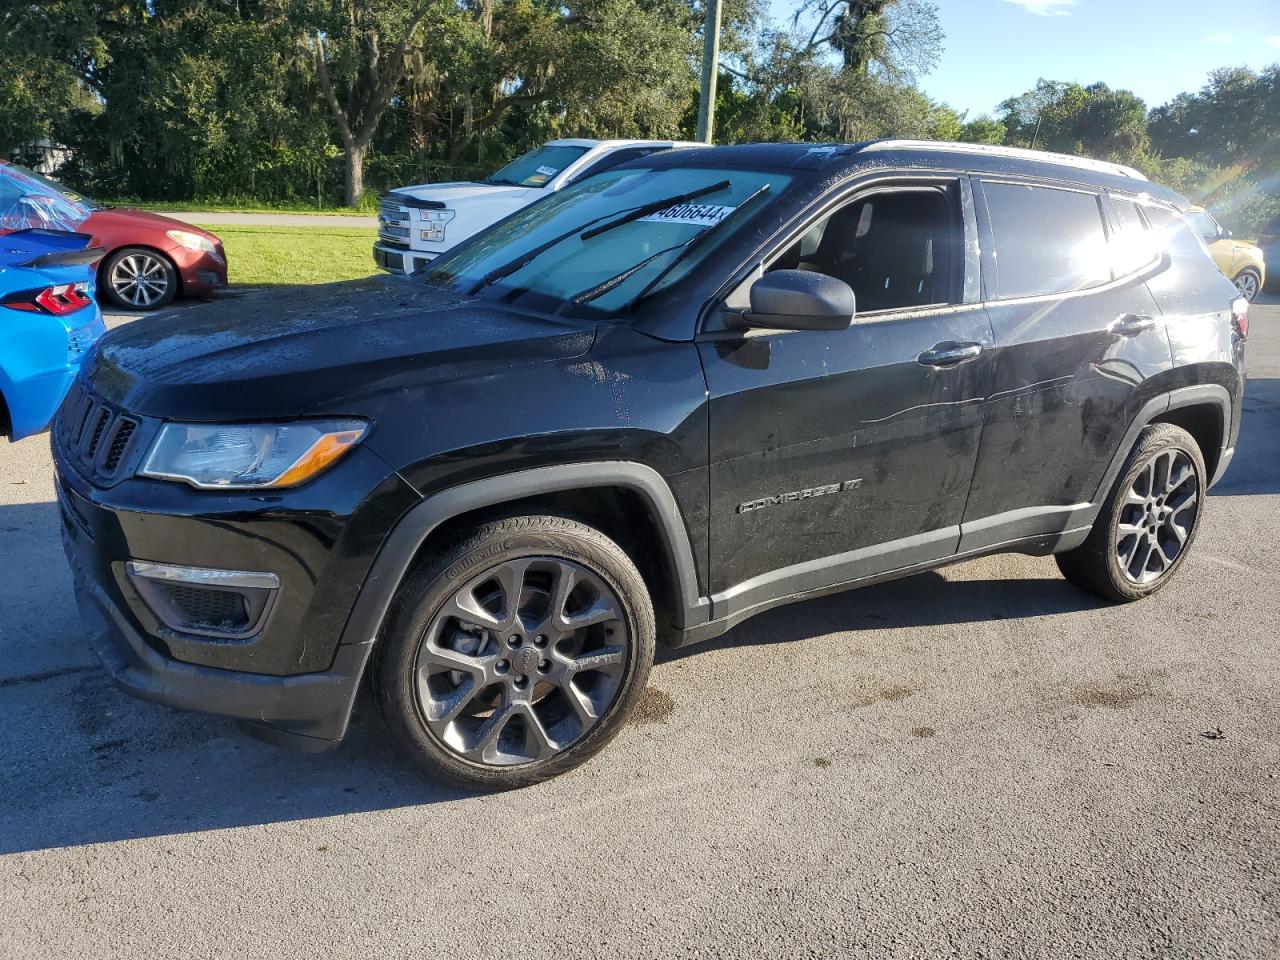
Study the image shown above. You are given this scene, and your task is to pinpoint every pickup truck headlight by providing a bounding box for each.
[420,209,456,243]
[140,420,368,489]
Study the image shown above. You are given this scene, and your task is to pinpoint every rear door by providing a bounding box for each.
[960,177,1173,551]
[698,175,993,619]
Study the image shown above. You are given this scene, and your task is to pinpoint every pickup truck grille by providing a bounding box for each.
[55,381,143,483]
[378,195,411,242]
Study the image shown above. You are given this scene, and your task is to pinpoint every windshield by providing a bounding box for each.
[485,145,590,188]
[0,162,94,231]
[425,165,793,318]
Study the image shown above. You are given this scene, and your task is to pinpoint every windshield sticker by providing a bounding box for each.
[640,203,737,227]
[535,165,558,177]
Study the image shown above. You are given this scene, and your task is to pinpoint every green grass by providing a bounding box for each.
[194,224,379,286]
[109,198,379,216]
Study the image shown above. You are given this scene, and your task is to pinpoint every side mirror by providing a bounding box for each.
[1222,228,1233,239]
[742,270,855,331]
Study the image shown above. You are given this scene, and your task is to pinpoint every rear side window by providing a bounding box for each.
[983,181,1110,299]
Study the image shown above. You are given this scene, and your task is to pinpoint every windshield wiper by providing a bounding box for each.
[571,182,772,312]
[467,179,732,296]
[484,177,522,187]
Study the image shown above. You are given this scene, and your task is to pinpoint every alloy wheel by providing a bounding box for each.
[110,253,171,308]
[1115,448,1199,584]
[1234,271,1259,302]
[414,556,629,767]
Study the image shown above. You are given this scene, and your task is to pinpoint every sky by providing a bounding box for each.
[771,0,1280,117]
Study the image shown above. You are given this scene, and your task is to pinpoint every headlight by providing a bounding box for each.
[166,229,220,258]
[141,420,368,489]
[420,209,456,243]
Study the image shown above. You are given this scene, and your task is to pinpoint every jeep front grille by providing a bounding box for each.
[55,381,143,483]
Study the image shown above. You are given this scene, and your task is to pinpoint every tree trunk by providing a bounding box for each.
[344,142,368,206]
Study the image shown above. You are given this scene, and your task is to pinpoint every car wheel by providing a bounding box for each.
[373,514,656,790]
[102,247,178,311]
[1056,423,1206,602]
[1232,267,1262,302]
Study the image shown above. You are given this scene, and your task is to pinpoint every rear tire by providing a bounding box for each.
[373,514,655,791]
[1056,423,1206,602]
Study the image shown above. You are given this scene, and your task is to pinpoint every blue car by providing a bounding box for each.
[0,229,106,441]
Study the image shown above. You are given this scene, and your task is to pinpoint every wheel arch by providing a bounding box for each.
[338,462,710,656]
[1092,385,1233,507]
[98,244,184,299]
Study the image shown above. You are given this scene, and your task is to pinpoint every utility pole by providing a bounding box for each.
[696,0,722,144]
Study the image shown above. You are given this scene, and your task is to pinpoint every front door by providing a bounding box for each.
[698,177,993,622]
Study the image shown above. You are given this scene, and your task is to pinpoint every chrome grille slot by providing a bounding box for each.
[378,194,411,243]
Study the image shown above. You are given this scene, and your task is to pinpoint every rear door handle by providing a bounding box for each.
[917,341,983,367]
[1111,313,1156,336]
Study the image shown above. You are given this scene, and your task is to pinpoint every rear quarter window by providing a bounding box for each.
[982,181,1111,299]
[1109,197,1158,276]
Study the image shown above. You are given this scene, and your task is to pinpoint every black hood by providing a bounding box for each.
[84,277,596,419]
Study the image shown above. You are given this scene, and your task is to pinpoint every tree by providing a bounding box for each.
[0,1,102,155]
[998,79,1147,162]
[305,0,439,205]
[790,0,942,79]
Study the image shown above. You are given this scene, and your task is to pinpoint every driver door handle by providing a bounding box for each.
[917,341,983,367]
[1111,313,1156,337]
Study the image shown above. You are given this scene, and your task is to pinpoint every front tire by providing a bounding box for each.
[1056,423,1206,602]
[1232,267,1262,302]
[373,514,656,790]
[102,247,178,311]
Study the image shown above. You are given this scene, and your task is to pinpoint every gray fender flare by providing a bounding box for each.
[1091,384,1234,508]
[338,461,711,652]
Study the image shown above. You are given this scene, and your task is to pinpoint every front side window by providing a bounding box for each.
[768,187,961,312]
[425,165,793,318]
[485,145,591,188]
[983,181,1110,299]
[1185,210,1220,242]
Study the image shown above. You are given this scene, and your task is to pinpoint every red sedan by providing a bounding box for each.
[0,161,227,311]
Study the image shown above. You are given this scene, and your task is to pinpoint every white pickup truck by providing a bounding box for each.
[373,138,706,274]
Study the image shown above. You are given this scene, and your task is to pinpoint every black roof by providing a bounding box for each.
[648,140,1188,209]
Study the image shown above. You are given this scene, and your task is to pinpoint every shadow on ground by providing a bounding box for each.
[1212,377,1279,496]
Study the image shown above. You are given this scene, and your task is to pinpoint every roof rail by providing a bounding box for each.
[861,140,1149,182]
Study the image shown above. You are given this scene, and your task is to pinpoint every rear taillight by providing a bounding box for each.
[1231,296,1249,341]
[1,282,93,316]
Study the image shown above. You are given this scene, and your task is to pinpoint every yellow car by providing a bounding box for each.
[1186,206,1266,301]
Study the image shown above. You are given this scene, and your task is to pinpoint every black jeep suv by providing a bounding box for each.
[55,141,1248,789]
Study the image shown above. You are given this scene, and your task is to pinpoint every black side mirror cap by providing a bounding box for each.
[741,269,855,331]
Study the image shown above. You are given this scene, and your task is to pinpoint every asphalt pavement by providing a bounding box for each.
[1,297,1277,959]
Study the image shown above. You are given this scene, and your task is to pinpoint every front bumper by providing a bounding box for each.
[373,242,436,275]
[173,244,228,296]
[51,395,422,746]
[64,528,371,746]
